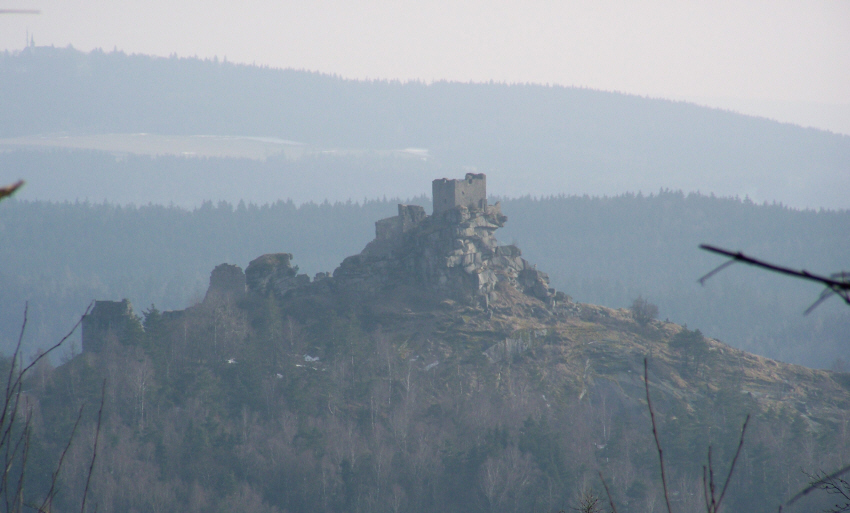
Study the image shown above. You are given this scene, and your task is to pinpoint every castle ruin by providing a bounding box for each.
[432,173,487,214]
[82,173,561,352]
[330,173,554,305]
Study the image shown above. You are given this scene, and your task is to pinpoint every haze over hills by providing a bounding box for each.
[1,12,849,512]
[1,46,849,209]
[1,45,848,369]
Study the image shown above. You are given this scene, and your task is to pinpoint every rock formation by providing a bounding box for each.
[244,173,558,306]
[82,173,563,352]
[204,263,247,303]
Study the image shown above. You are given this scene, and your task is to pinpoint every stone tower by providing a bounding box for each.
[432,173,487,214]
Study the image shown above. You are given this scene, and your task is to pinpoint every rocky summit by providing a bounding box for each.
[233,173,558,311]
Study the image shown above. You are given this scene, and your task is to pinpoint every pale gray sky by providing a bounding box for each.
[2,0,850,134]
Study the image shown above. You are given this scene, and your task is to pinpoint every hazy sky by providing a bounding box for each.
[2,0,849,134]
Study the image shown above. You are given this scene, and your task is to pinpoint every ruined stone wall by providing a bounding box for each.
[333,198,555,306]
[432,173,487,214]
[204,263,246,303]
[375,204,426,241]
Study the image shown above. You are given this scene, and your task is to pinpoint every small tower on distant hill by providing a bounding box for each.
[432,173,487,214]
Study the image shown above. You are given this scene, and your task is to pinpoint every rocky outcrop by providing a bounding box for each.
[81,175,563,356]
[204,263,246,303]
[245,253,310,297]
[232,174,558,306]
[334,201,555,305]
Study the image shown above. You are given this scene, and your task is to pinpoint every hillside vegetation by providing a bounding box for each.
[15,251,849,513]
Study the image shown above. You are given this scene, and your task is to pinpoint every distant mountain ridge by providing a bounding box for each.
[1,46,849,209]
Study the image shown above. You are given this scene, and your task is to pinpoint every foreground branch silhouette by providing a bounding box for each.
[598,358,749,513]
[0,302,104,513]
[0,181,24,201]
[698,244,850,314]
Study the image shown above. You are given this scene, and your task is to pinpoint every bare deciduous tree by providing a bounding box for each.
[630,296,659,326]
[0,303,104,512]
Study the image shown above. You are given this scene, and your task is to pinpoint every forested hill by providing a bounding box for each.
[2,47,849,208]
[1,192,848,370]
[17,221,850,513]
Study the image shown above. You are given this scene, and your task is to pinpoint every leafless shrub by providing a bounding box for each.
[630,297,659,326]
[572,486,606,513]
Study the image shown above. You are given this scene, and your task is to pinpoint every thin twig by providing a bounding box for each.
[698,245,850,313]
[80,380,106,513]
[715,414,749,510]
[645,358,673,513]
[4,303,27,409]
[14,410,32,513]
[708,446,716,511]
[597,470,619,513]
[697,259,736,286]
[786,463,850,506]
[39,405,86,512]
[19,302,93,380]
[803,288,835,315]
[1,302,91,457]
[3,302,90,433]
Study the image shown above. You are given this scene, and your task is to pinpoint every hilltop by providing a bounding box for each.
[23,174,848,513]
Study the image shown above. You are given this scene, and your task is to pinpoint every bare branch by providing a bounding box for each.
[13,410,32,513]
[698,244,850,313]
[81,380,106,513]
[645,358,673,513]
[19,301,93,380]
[787,463,850,507]
[708,446,716,511]
[597,470,619,513]
[0,181,24,200]
[39,405,86,512]
[715,414,749,510]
